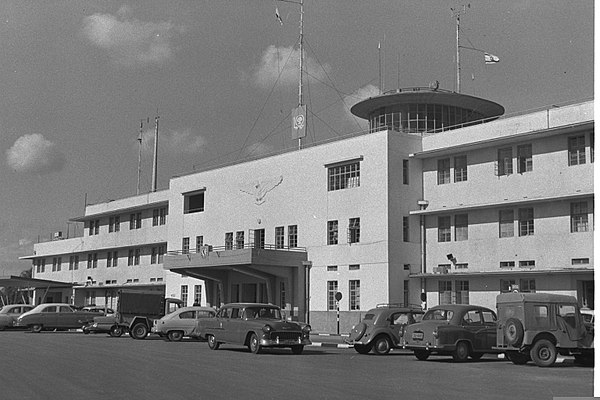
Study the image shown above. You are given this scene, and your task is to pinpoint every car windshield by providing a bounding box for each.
[245,307,281,320]
[423,309,454,321]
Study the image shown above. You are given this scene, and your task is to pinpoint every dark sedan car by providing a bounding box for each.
[16,303,96,333]
[402,304,499,361]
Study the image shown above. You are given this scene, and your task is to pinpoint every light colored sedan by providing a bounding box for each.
[152,306,216,341]
[16,303,96,333]
[0,305,34,330]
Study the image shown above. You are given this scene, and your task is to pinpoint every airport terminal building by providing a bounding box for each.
[23,88,594,332]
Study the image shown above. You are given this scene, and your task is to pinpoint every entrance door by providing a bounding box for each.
[241,284,257,303]
[253,229,265,249]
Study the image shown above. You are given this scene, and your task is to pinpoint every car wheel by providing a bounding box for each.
[353,344,372,354]
[414,350,430,361]
[130,323,148,340]
[31,324,43,333]
[506,350,529,365]
[504,318,524,347]
[110,326,124,338]
[249,333,262,354]
[348,323,367,342]
[168,331,184,342]
[452,341,470,362]
[207,335,220,350]
[530,339,557,367]
[291,345,304,355]
[372,335,392,355]
[470,352,484,361]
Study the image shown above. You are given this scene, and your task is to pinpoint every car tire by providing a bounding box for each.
[207,334,220,350]
[291,345,304,355]
[506,350,529,365]
[130,323,148,340]
[168,331,184,342]
[414,350,430,361]
[530,339,557,367]
[452,341,470,362]
[504,318,524,347]
[348,323,367,342]
[353,344,372,354]
[249,333,262,354]
[110,326,124,338]
[372,335,392,355]
[31,324,43,333]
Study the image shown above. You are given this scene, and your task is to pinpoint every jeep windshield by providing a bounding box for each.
[422,309,454,321]
[244,307,281,320]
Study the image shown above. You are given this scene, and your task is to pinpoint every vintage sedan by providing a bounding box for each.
[403,304,499,361]
[199,303,311,354]
[16,303,96,333]
[0,304,34,330]
[152,306,216,341]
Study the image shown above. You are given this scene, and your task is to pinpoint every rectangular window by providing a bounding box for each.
[182,237,190,254]
[69,255,79,271]
[160,207,167,225]
[403,281,409,307]
[134,249,140,265]
[194,285,202,305]
[328,161,360,191]
[349,264,360,271]
[327,281,338,310]
[437,158,450,184]
[157,246,164,264]
[500,261,515,268]
[348,218,360,243]
[181,285,188,305]
[571,201,589,232]
[572,258,590,265]
[454,155,467,182]
[499,209,514,238]
[403,217,409,242]
[497,147,513,176]
[279,282,286,308]
[288,225,298,248]
[438,216,451,242]
[152,209,159,226]
[327,265,338,272]
[107,252,112,268]
[195,236,204,253]
[112,251,118,267]
[235,231,245,249]
[184,191,205,214]
[500,279,516,293]
[327,221,338,245]
[403,264,410,271]
[520,279,536,293]
[253,229,265,249]
[518,208,534,236]
[88,253,93,269]
[403,159,409,185]
[349,280,360,311]
[225,232,233,250]
[568,135,586,166]
[517,144,533,173]
[129,213,141,230]
[109,216,120,233]
[454,214,468,241]
[519,260,535,268]
[151,247,157,264]
[439,281,452,305]
[590,132,594,163]
[89,220,99,236]
[128,250,134,266]
[455,280,469,304]
[275,227,285,249]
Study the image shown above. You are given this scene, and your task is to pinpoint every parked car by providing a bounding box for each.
[198,303,311,354]
[0,304,34,330]
[152,306,216,341]
[403,304,499,361]
[345,304,424,355]
[16,303,96,333]
[81,306,114,315]
[495,292,594,367]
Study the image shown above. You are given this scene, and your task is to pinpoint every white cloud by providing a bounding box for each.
[82,8,179,67]
[341,84,380,124]
[6,134,66,174]
[250,45,331,89]
[140,128,207,155]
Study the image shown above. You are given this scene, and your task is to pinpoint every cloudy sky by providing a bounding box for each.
[0,1,594,275]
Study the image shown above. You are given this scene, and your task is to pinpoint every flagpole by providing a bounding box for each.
[451,4,469,93]
[136,119,143,195]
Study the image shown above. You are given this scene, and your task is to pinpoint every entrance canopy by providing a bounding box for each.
[0,276,73,289]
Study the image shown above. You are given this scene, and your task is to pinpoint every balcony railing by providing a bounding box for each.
[167,243,307,256]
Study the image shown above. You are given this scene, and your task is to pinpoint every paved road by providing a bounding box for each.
[0,331,593,399]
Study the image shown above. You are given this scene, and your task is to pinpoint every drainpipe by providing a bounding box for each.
[418,200,429,309]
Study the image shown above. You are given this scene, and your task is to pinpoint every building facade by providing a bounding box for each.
[23,89,594,333]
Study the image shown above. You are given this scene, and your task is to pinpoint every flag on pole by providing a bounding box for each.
[275,7,283,25]
[292,105,306,139]
[484,52,500,64]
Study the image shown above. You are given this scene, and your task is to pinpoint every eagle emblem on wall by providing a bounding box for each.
[240,175,284,205]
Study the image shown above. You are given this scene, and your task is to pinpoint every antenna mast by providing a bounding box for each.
[136,119,143,195]
[297,0,304,149]
[452,4,469,93]
[151,112,159,192]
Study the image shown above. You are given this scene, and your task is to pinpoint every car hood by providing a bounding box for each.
[261,320,303,330]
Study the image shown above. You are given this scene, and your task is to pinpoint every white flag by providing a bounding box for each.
[484,52,500,64]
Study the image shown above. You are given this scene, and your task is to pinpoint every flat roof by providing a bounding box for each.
[0,276,73,288]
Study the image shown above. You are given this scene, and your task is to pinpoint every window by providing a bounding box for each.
[327,265,338,272]
[195,236,204,253]
[519,260,535,268]
[438,216,451,242]
[455,263,468,269]
[134,249,140,265]
[568,135,586,166]
[518,208,534,236]
[403,281,409,306]
[454,214,468,241]
[184,191,205,214]
[454,155,467,182]
[571,202,589,232]
[517,144,533,173]
[403,217,409,242]
[194,285,202,305]
[111,251,118,267]
[89,220,99,236]
[455,280,469,304]
[151,247,157,264]
[181,285,188,305]
[279,282,286,308]
[152,209,159,226]
[349,280,360,310]
[327,221,338,245]
[497,147,513,176]
[439,281,452,305]
[69,255,79,271]
[288,225,298,248]
[499,210,514,238]
[275,227,285,249]
[182,237,190,254]
[157,246,164,264]
[253,229,265,249]
[572,258,590,265]
[225,232,233,250]
[109,216,120,233]
[348,218,360,243]
[327,281,338,310]
[590,132,594,163]
[107,252,112,268]
[129,213,141,230]
[128,250,134,266]
[153,207,167,226]
[35,258,46,273]
[403,159,409,185]
[52,257,62,272]
[437,158,450,184]
[235,231,244,249]
[500,279,516,293]
[403,264,410,271]
[328,160,360,191]
[349,264,360,271]
[520,279,536,293]
[500,261,515,268]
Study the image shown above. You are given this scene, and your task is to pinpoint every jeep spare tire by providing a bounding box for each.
[504,318,524,347]
[348,323,367,341]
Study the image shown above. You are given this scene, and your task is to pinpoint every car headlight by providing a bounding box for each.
[302,324,311,333]
[262,325,272,333]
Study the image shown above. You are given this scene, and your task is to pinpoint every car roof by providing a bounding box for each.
[176,306,215,312]
[428,304,493,312]
[497,292,578,305]
[220,303,279,308]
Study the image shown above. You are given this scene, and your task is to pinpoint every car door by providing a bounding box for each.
[460,309,485,350]
[173,310,195,334]
[389,312,412,344]
[480,310,498,349]
[55,306,77,328]
[40,305,58,327]
[224,307,244,344]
